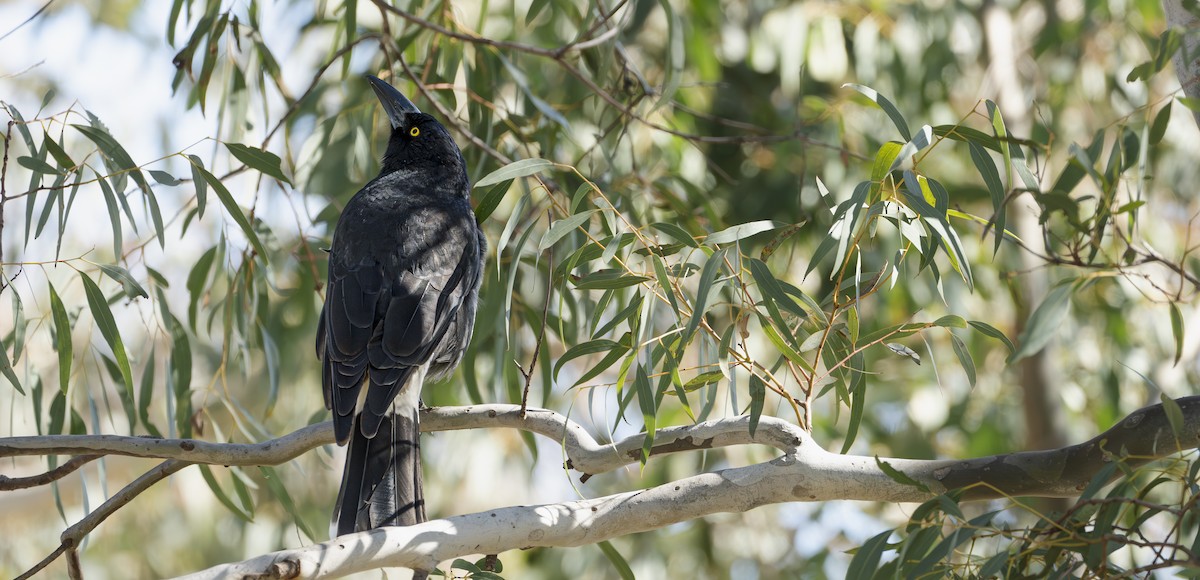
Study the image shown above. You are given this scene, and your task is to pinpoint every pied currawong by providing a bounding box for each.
[316,75,485,549]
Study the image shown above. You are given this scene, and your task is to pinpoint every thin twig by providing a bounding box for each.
[260,34,384,147]
[15,543,67,580]
[60,459,189,548]
[371,1,858,152]
[0,0,53,43]
[0,118,12,269]
[23,459,187,579]
[66,547,82,580]
[520,244,553,416]
[0,454,99,490]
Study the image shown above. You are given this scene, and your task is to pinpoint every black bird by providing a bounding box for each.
[317,75,485,540]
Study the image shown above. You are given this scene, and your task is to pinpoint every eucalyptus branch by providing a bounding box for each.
[17,459,187,580]
[5,397,1199,578]
[0,454,98,490]
[173,397,1200,579]
[5,398,1198,495]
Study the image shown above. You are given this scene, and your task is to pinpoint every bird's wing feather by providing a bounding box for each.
[320,259,384,443]
[359,234,480,437]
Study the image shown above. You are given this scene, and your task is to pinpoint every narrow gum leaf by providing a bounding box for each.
[47,281,73,393]
[189,159,270,263]
[224,142,292,185]
[475,158,555,188]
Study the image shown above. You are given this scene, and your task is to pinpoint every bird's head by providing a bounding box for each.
[366,75,467,184]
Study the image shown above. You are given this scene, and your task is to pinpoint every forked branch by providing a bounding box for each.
[4,398,1199,579]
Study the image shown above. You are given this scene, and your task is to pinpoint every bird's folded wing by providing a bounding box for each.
[319,225,482,441]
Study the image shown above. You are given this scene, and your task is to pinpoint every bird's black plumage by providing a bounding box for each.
[317,75,484,538]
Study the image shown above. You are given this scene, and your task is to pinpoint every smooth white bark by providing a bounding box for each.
[6,398,1198,580]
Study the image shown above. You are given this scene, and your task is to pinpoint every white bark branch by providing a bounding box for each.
[0,405,803,476]
[175,397,1200,579]
[6,398,1200,579]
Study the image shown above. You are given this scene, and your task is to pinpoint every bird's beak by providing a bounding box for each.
[365,74,421,129]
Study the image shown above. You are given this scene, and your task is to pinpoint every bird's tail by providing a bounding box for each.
[332,390,426,537]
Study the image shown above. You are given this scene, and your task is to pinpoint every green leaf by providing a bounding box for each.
[573,342,630,387]
[683,371,724,391]
[72,123,152,194]
[885,342,921,365]
[1161,394,1185,439]
[96,172,124,258]
[650,222,699,247]
[1153,29,1183,74]
[0,335,24,395]
[198,465,253,521]
[43,136,74,169]
[340,0,357,75]
[635,365,656,464]
[573,271,651,290]
[870,141,903,191]
[18,155,62,175]
[967,320,1015,355]
[747,258,805,318]
[748,374,765,436]
[149,169,181,186]
[950,334,977,388]
[759,221,806,260]
[475,158,555,188]
[47,281,73,393]
[875,456,930,493]
[845,83,911,139]
[259,466,317,540]
[847,530,892,578]
[138,349,161,437]
[969,142,1007,255]
[888,124,934,172]
[80,273,134,399]
[189,159,269,262]
[1177,96,1200,112]
[652,255,680,317]
[1150,104,1172,145]
[932,315,966,328]
[553,339,621,379]
[760,322,814,375]
[187,246,217,328]
[224,142,291,185]
[597,541,636,580]
[473,179,512,222]
[1170,302,1184,366]
[98,264,148,299]
[840,353,866,453]
[525,0,551,24]
[939,126,1005,156]
[652,0,685,112]
[260,328,281,416]
[11,289,26,362]
[703,220,781,245]
[187,154,208,218]
[1126,61,1154,82]
[593,294,644,338]
[1010,280,1076,362]
[902,174,974,290]
[229,467,256,519]
[683,247,726,345]
[1078,461,1118,500]
[540,210,597,251]
[451,559,503,580]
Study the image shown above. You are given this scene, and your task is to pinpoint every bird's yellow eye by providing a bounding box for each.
[409,126,420,137]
